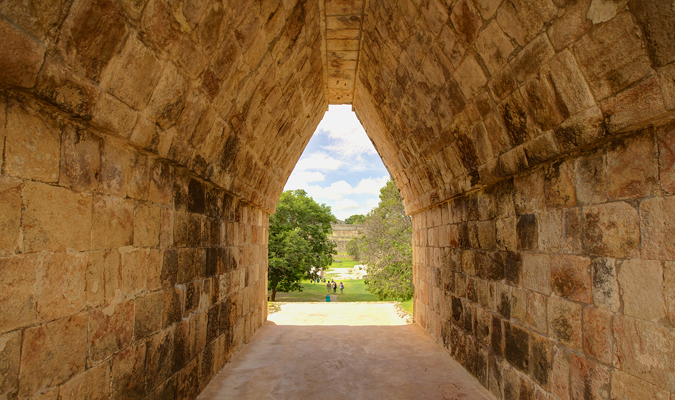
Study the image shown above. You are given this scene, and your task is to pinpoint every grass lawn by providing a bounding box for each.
[273,278,379,302]
[399,298,413,315]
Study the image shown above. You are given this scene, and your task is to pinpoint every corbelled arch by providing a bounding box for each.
[0,0,674,398]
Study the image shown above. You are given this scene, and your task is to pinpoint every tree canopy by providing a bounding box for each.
[267,189,337,301]
[351,179,413,301]
[344,214,366,224]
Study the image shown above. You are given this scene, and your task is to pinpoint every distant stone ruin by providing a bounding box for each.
[330,223,363,253]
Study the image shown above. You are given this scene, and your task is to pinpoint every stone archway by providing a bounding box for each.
[1,0,674,398]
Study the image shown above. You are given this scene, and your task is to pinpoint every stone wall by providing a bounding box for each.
[0,0,325,398]
[352,0,675,399]
[329,223,363,252]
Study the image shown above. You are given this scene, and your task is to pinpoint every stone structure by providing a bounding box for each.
[329,222,363,252]
[0,0,674,399]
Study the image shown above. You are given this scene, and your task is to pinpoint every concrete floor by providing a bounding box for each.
[198,303,496,400]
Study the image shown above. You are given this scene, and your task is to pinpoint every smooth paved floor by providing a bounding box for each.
[198,302,496,400]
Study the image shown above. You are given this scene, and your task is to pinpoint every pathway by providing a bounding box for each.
[198,302,496,400]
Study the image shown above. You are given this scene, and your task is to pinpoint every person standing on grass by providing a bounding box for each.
[339,282,344,294]
[332,281,337,294]
[326,281,332,292]
[326,292,331,302]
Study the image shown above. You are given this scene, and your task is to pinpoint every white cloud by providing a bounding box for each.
[350,176,389,195]
[294,151,342,172]
[334,198,360,211]
[315,105,378,167]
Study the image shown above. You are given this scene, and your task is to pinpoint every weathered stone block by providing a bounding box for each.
[92,195,134,250]
[88,301,134,362]
[5,104,61,183]
[23,181,92,252]
[0,176,23,256]
[496,0,556,46]
[511,288,527,325]
[145,62,189,129]
[504,321,529,372]
[504,251,522,287]
[100,34,163,110]
[0,18,46,88]
[550,254,592,303]
[582,202,639,259]
[59,127,102,192]
[134,203,161,248]
[526,291,547,334]
[120,248,148,297]
[147,328,175,390]
[19,314,87,398]
[514,168,545,214]
[641,195,675,261]
[583,306,612,365]
[547,0,592,51]
[629,0,675,67]
[147,249,163,291]
[58,360,110,400]
[570,354,610,400]
[657,122,675,193]
[574,150,607,205]
[548,296,582,350]
[100,139,129,198]
[91,93,138,138]
[665,261,675,326]
[551,346,570,400]
[489,65,518,103]
[554,106,607,152]
[127,151,150,201]
[496,216,517,251]
[164,287,183,328]
[611,370,671,400]
[474,20,514,75]
[573,11,653,101]
[454,55,487,101]
[498,91,539,148]
[537,209,561,253]
[658,64,675,111]
[562,207,582,254]
[603,76,668,133]
[531,332,553,389]
[0,330,21,399]
[516,214,538,251]
[99,249,122,306]
[111,342,146,400]
[450,0,482,46]
[607,134,657,200]
[617,259,666,322]
[510,34,555,84]
[38,252,87,322]
[523,253,550,295]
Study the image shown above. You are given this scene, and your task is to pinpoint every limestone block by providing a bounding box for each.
[144,62,189,129]
[59,127,102,192]
[569,354,610,400]
[100,34,163,110]
[4,104,60,183]
[58,0,128,81]
[658,64,675,110]
[476,221,496,250]
[537,210,561,253]
[551,346,570,400]
[111,342,147,400]
[531,332,553,388]
[551,254,591,304]
[574,150,607,205]
[38,252,87,322]
[498,90,540,147]
[548,296,582,351]
[583,306,612,365]
[562,207,582,254]
[665,262,675,326]
[514,168,545,214]
[617,259,666,322]
[100,140,129,198]
[516,214,537,251]
[146,327,175,390]
[581,201,639,259]
[504,321,529,372]
[547,49,596,118]
[419,0,448,36]
[611,370,671,400]
[0,0,69,40]
[658,122,675,193]
[134,203,161,248]
[85,250,105,308]
[473,0,502,20]
[607,132,658,201]
[553,106,606,152]
[88,300,134,362]
[120,248,148,297]
[59,359,110,400]
[489,65,518,104]
[127,151,150,200]
[0,176,23,256]
[522,253,550,295]
[573,11,653,101]
[23,181,92,252]
[521,74,564,133]
[495,0,557,46]
[587,0,628,24]
[504,251,522,287]
[613,315,675,393]
[149,159,174,206]
[510,34,556,84]
[603,75,668,134]
[0,330,21,398]
[474,21,514,75]
[496,216,517,251]
[526,291,547,334]
[92,195,134,250]
[547,0,592,50]
[545,160,576,208]
[147,249,163,291]
[0,256,37,334]
[450,0,483,46]
[19,314,87,398]
[91,93,138,138]
[628,0,675,67]
[0,18,46,88]
[163,287,183,328]
[96,249,120,306]
[640,196,675,260]
[454,55,487,99]
[34,56,101,120]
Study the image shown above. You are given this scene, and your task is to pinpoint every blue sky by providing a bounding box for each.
[284,105,390,220]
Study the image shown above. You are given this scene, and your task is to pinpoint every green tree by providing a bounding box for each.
[268,189,337,301]
[356,179,413,301]
[344,214,366,224]
[346,236,362,260]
